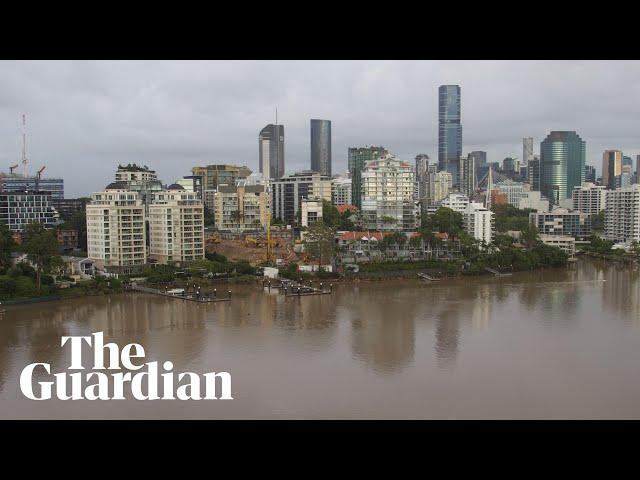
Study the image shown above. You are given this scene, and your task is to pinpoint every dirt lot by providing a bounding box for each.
[206,238,300,266]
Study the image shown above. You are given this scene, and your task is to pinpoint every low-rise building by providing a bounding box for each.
[301,199,323,227]
[60,256,95,279]
[56,229,79,251]
[529,208,592,239]
[539,234,575,256]
[518,190,549,212]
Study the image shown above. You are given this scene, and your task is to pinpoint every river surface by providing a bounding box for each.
[1,259,640,419]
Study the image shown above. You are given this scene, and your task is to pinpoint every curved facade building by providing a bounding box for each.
[540,131,586,205]
[259,124,285,180]
[310,119,332,177]
[438,85,462,185]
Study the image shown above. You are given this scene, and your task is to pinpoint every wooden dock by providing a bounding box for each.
[418,272,441,281]
[484,267,513,277]
[128,284,231,303]
[260,278,334,297]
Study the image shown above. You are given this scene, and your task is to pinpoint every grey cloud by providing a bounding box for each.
[0,60,639,197]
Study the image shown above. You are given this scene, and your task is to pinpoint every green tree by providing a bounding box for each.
[592,211,605,232]
[321,200,340,228]
[423,207,464,236]
[520,223,540,249]
[204,206,216,227]
[304,221,336,267]
[0,223,16,272]
[22,222,63,290]
[491,204,534,232]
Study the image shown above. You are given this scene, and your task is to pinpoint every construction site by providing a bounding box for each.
[205,229,307,266]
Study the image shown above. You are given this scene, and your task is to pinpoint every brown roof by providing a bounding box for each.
[336,204,358,214]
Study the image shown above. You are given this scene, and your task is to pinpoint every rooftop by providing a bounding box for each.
[117,163,155,173]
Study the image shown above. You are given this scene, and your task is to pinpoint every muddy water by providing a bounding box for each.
[1,259,639,419]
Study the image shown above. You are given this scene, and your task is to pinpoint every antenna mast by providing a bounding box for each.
[21,114,28,177]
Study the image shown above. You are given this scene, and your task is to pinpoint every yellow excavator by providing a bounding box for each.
[207,233,221,244]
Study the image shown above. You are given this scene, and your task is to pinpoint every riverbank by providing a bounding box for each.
[579,250,639,265]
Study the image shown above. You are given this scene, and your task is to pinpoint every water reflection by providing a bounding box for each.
[348,284,416,375]
[2,259,640,419]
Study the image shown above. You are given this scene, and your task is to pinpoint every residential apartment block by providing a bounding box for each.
[270,171,332,226]
[604,184,640,244]
[360,154,419,231]
[529,208,592,239]
[214,182,270,232]
[148,185,205,265]
[86,186,146,270]
[331,176,352,206]
[572,183,607,217]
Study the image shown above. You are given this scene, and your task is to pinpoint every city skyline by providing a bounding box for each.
[1,61,640,197]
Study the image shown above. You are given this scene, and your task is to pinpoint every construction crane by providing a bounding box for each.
[9,164,19,175]
[21,114,29,177]
[35,166,45,190]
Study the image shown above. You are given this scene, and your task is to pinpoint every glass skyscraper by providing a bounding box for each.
[540,131,586,205]
[438,85,462,185]
[259,124,285,180]
[310,119,332,177]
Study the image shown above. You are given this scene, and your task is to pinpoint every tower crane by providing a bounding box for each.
[35,166,46,190]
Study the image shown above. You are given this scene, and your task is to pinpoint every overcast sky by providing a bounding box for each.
[0,60,639,197]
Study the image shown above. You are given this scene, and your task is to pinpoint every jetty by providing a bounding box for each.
[128,284,231,303]
[418,272,441,281]
[261,278,333,297]
[484,267,513,277]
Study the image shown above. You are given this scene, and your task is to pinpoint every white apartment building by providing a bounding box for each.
[539,234,576,257]
[604,184,640,244]
[572,183,607,217]
[494,179,530,206]
[214,182,271,232]
[86,185,146,270]
[301,199,323,227]
[360,154,419,231]
[529,208,592,238]
[463,202,494,244]
[148,185,205,265]
[518,190,549,212]
[332,176,352,206]
[439,192,469,213]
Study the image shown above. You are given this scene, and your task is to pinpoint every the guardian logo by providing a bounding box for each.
[20,332,233,401]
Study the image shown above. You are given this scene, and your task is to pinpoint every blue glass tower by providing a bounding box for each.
[438,85,462,185]
[540,131,585,205]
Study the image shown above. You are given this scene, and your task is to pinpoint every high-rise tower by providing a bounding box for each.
[540,131,586,205]
[310,119,332,177]
[259,124,285,180]
[438,85,462,185]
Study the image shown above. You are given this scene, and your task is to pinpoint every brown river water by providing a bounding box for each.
[1,258,640,419]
